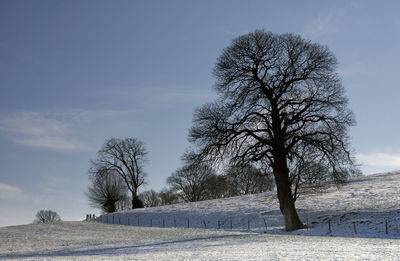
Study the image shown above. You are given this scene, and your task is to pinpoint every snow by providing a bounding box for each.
[97,170,400,238]
[1,170,400,260]
[1,222,400,260]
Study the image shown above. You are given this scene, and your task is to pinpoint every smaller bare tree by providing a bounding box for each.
[86,167,128,213]
[159,188,180,205]
[139,190,161,207]
[167,163,217,202]
[225,165,274,196]
[204,174,229,199]
[93,137,148,209]
[33,210,61,224]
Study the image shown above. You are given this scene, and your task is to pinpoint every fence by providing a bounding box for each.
[94,214,266,232]
[91,212,400,238]
[325,218,394,235]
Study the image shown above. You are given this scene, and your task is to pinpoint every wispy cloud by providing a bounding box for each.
[86,85,215,112]
[302,5,348,39]
[0,183,26,201]
[356,153,400,167]
[0,112,88,150]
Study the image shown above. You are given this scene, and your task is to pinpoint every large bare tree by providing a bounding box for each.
[189,30,359,231]
[93,137,148,209]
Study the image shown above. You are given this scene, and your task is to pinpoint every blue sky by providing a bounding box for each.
[1,0,400,227]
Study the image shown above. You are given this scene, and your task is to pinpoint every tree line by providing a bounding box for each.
[86,30,360,231]
[86,137,275,212]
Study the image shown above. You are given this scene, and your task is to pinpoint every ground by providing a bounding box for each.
[2,171,400,260]
[1,221,400,260]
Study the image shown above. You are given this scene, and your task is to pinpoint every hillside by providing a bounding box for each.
[2,221,400,260]
[2,171,400,260]
[97,170,400,238]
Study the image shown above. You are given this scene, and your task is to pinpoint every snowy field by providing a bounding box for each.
[1,170,400,260]
[97,170,400,239]
[1,221,400,260]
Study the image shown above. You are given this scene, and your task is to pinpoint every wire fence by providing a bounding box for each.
[89,213,400,237]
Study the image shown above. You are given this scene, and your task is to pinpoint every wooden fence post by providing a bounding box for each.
[187,219,190,228]
[353,222,357,234]
[230,219,232,230]
[137,217,140,226]
[386,220,389,235]
[203,220,207,229]
[248,219,250,230]
[328,220,331,233]
[263,218,268,232]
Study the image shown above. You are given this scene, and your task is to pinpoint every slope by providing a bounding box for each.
[97,170,400,238]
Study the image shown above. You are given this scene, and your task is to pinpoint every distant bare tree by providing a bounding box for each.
[167,163,217,202]
[159,188,180,205]
[115,196,131,211]
[86,166,128,213]
[225,165,274,196]
[139,190,161,207]
[189,30,359,230]
[33,210,61,224]
[93,137,148,209]
[203,174,228,199]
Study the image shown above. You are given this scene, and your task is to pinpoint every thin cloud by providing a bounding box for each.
[0,112,88,150]
[356,153,400,167]
[86,85,215,111]
[302,5,348,39]
[0,183,26,201]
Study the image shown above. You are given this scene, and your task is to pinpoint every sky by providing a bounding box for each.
[1,0,400,227]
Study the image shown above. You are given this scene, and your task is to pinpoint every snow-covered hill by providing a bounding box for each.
[97,170,400,238]
[3,221,400,260]
[2,222,400,260]
[2,171,400,260]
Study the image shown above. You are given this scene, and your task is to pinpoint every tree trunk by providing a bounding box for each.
[273,155,304,231]
[131,191,136,209]
[131,190,144,209]
[276,178,304,231]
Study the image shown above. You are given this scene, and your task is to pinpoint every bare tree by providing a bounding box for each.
[159,188,180,205]
[86,166,128,213]
[139,190,161,207]
[115,196,131,211]
[189,30,359,231]
[225,165,274,196]
[93,137,147,209]
[203,174,229,199]
[167,163,217,202]
[33,210,61,224]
